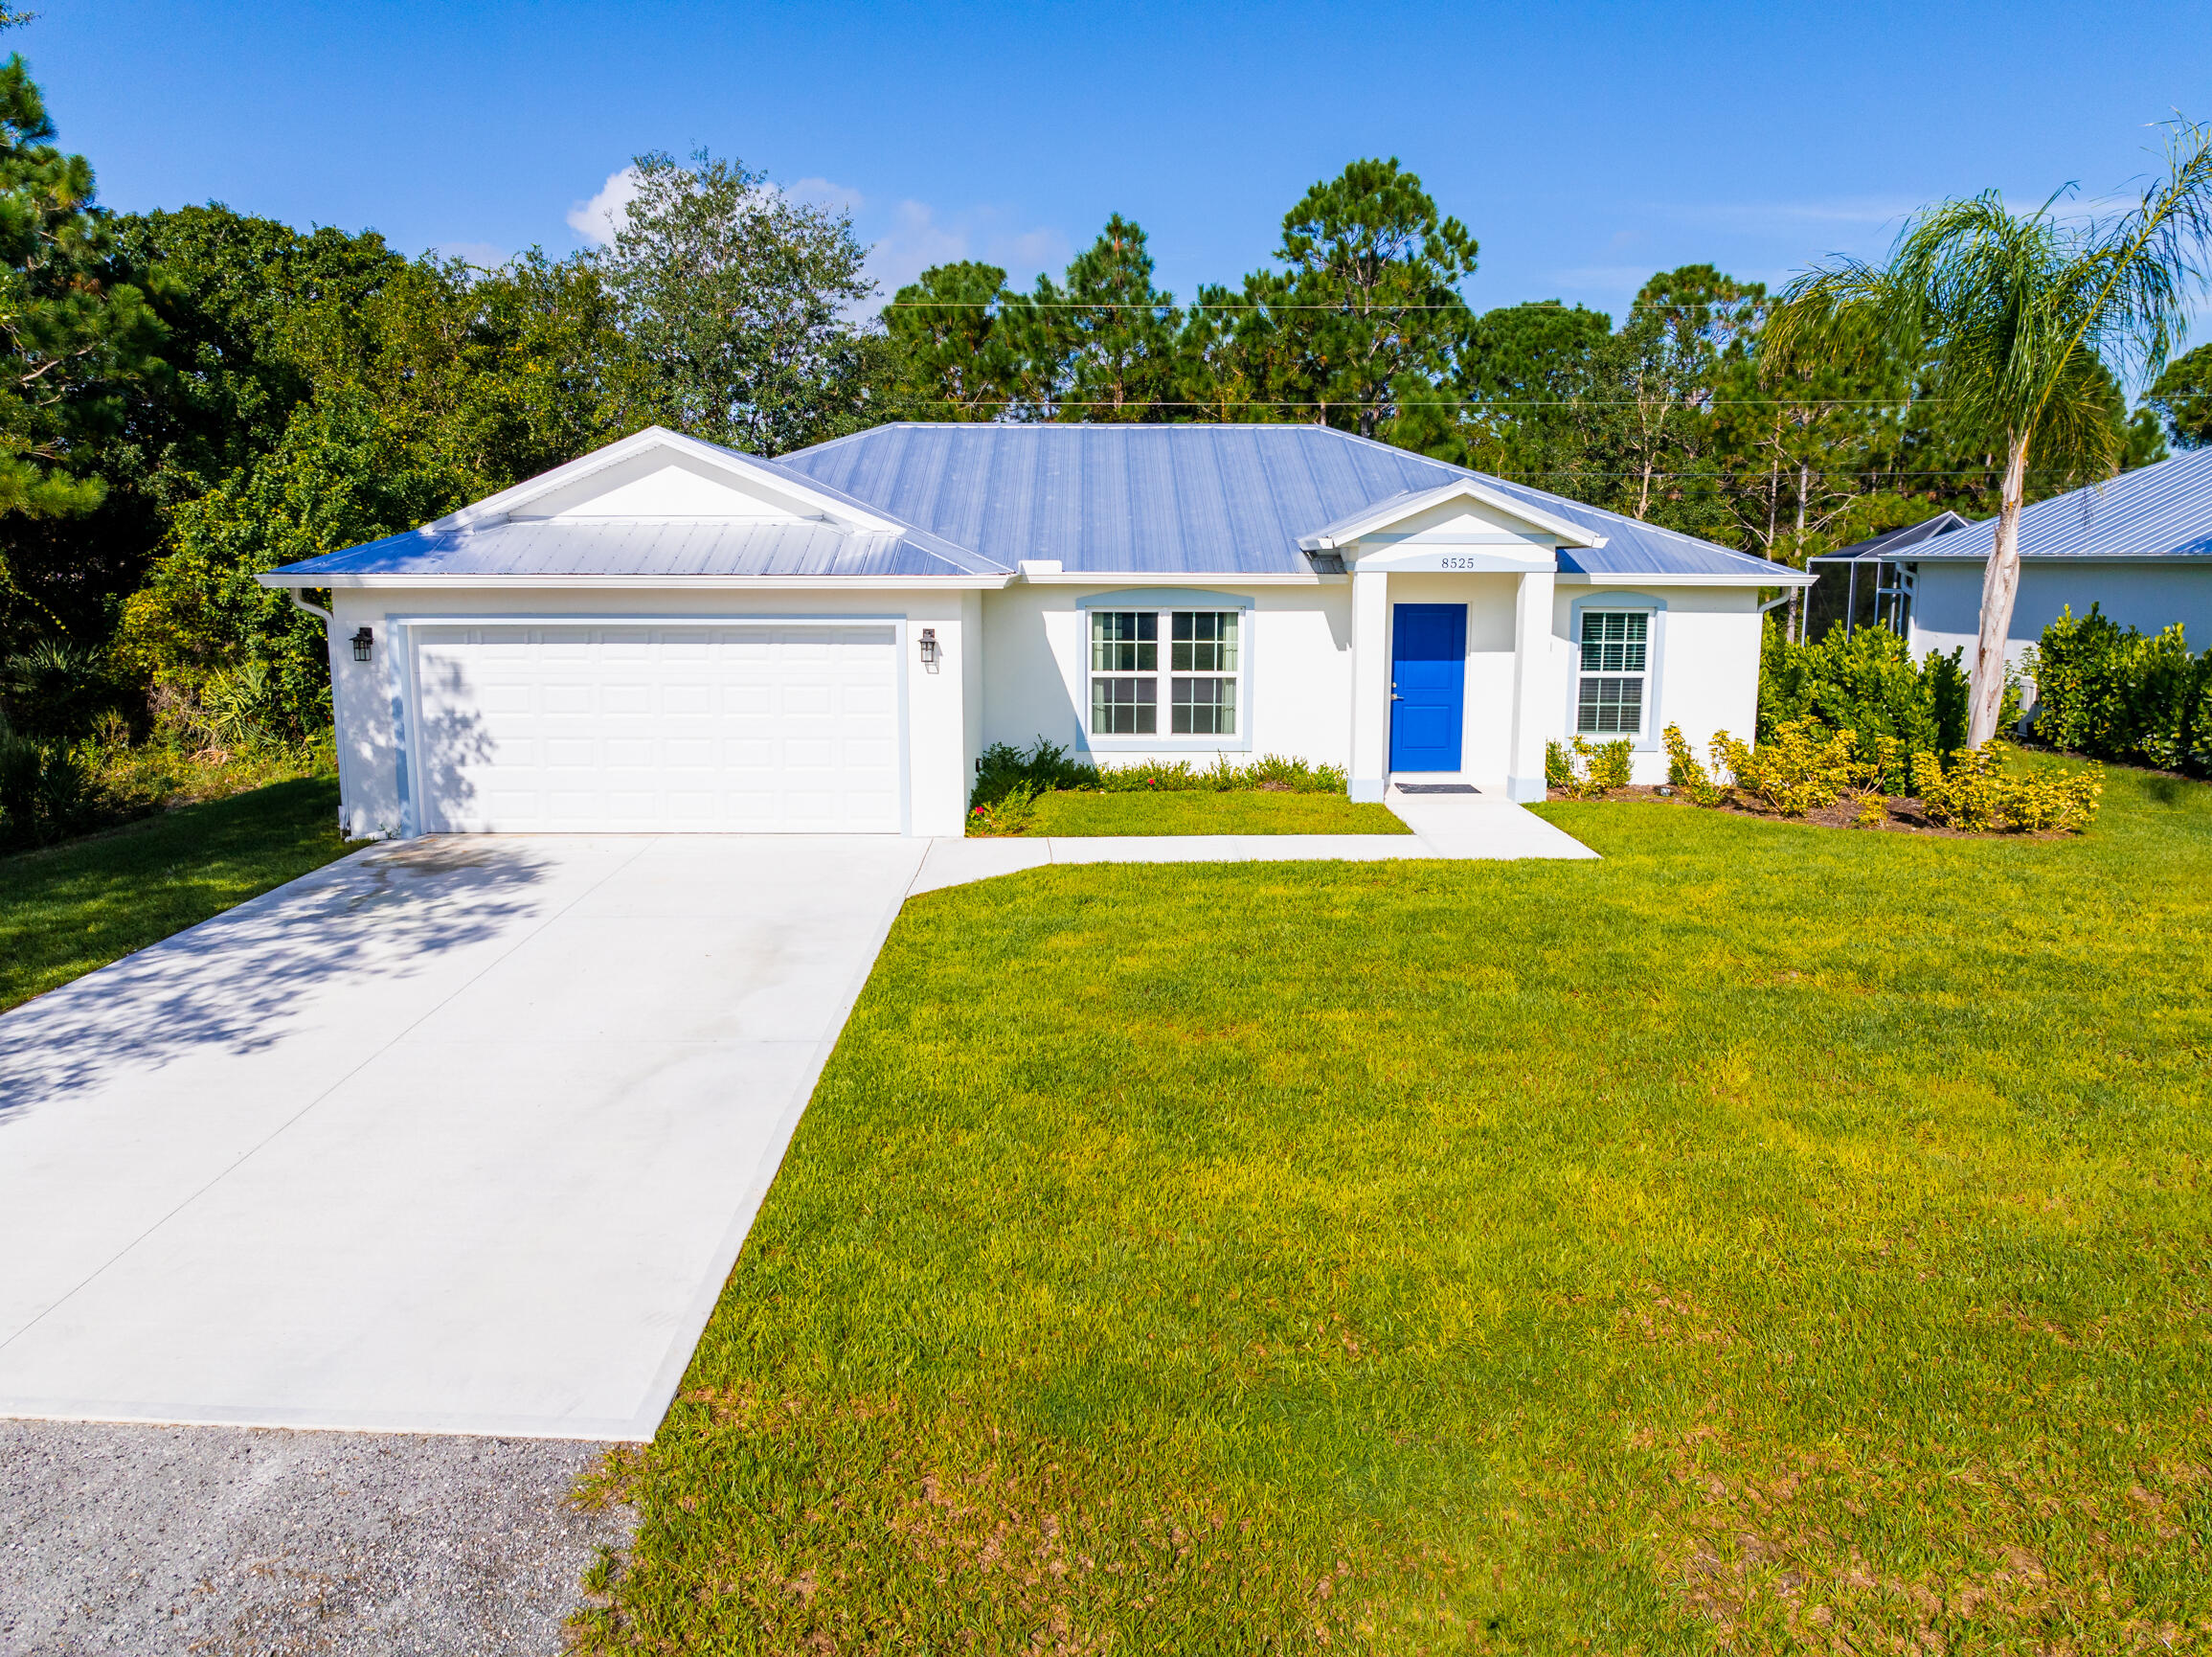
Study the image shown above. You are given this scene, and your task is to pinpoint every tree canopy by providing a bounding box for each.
[0,51,2199,757]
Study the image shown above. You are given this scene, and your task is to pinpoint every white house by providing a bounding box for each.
[1903,446,2212,670]
[259,423,1812,838]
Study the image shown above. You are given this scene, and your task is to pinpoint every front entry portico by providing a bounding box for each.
[1315,477,1591,805]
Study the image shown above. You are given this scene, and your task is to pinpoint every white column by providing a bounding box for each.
[1506,567,1557,803]
[1348,566,1389,802]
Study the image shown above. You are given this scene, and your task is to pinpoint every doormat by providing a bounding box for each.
[1396,783,1479,794]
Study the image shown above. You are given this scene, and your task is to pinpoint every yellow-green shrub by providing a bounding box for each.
[1909,744,2102,833]
[1547,736,1631,798]
[1709,718,1898,818]
[1662,723,1731,806]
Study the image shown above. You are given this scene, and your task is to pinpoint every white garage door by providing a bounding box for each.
[412,624,902,832]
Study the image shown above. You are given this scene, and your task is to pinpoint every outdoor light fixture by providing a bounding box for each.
[918,627,939,668]
[350,626,373,663]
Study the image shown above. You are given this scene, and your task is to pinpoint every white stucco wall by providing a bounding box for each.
[977,582,1356,772]
[1554,585,1764,784]
[1908,560,2212,674]
[324,585,975,839]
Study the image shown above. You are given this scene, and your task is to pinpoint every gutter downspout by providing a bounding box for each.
[286,589,335,624]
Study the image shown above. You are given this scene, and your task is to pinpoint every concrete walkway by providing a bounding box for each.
[0,794,1591,1445]
[913,785,1594,894]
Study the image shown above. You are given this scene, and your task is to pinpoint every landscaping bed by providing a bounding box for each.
[572,763,2212,1654]
[1004,788,1410,837]
[1545,781,2081,839]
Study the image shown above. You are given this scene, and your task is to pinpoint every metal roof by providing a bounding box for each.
[779,422,1794,581]
[282,519,1007,579]
[268,420,1804,585]
[1810,511,1971,563]
[1907,448,2212,561]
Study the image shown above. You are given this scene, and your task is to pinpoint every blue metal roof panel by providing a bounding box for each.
[1907,448,2212,560]
[270,519,1004,579]
[780,422,1785,580]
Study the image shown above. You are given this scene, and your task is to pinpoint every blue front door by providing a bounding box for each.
[1389,603,1466,772]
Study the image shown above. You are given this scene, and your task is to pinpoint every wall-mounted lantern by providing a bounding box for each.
[350,626,374,663]
[918,627,939,670]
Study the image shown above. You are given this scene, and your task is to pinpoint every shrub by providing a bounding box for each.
[0,714,100,852]
[1709,718,1891,817]
[1545,738,1575,791]
[1661,723,1730,806]
[970,738,1347,809]
[1582,737,1633,792]
[1757,618,2016,790]
[2027,605,2212,774]
[1,638,124,745]
[1910,744,2102,833]
[1546,737,1633,798]
[967,780,1039,836]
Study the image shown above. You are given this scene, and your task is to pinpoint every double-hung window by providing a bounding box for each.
[1575,610,1649,736]
[1088,607,1242,738]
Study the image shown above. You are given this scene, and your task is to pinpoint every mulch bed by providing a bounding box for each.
[1545,783,2074,839]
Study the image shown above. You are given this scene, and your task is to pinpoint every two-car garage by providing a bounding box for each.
[406,622,904,834]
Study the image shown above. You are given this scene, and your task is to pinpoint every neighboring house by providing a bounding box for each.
[1901,447,2212,670]
[1804,511,1971,640]
[260,423,1811,838]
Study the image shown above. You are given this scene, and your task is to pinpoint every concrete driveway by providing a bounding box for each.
[0,835,930,1441]
[0,802,1591,1448]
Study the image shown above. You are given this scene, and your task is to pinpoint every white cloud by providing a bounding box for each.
[855,200,1070,306]
[568,167,643,247]
[789,175,866,215]
[433,240,507,268]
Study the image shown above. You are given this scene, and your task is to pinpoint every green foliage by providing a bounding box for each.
[2144,338,2212,448]
[1754,617,2016,790]
[119,392,479,740]
[972,738,1347,813]
[594,149,881,455]
[1,634,118,740]
[2028,603,2212,774]
[0,707,93,849]
[965,779,1039,837]
[1910,742,2103,832]
[1661,722,1730,806]
[1546,735,1632,796]
[0,53,163,642]
[884,260,1016,420]
[1710,717,1894,817]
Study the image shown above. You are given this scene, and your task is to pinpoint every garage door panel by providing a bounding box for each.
[416,624,902,833]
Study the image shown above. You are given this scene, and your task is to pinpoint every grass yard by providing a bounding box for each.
[576,763,2212,1655]
[0,775,350,1011]
[1008,789,1411,836]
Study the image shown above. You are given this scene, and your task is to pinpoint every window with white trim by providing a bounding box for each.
[1088,607,1241,737]
[1575,610,1649,736]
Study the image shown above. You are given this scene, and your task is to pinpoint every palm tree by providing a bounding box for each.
[1766,121,2212,746]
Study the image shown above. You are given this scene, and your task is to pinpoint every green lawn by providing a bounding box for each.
[0,776,351,1011]
[1009,788,1411,836]
[576,761,2212,1654]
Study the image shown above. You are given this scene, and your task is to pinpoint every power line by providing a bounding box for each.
[883,299,1763,313]
[892,397,1942,409]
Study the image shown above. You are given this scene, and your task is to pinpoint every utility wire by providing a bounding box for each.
[892,397,1940,409]
[884,299,1762,312]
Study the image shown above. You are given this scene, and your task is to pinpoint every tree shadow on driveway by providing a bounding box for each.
[0,838,555,1119]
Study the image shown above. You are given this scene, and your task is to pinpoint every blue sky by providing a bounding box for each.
[25,0,2212,331]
